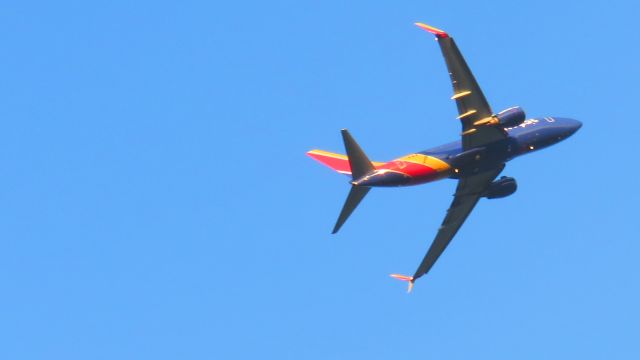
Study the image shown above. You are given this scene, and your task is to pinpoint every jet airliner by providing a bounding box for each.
[307,23,581,291]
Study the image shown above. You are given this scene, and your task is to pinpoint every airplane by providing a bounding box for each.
[307,23,582,292]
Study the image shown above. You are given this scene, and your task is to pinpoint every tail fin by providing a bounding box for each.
[330,129,375,234]
[340,129,374,179]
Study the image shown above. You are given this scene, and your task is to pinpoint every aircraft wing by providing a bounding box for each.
[392,166,504,291]
[416,23,506,150]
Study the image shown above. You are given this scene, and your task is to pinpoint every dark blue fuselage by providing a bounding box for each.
[350,116,582,187]
[420,117,582,178]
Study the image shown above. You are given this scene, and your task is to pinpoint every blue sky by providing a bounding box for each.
[1,1,639,359]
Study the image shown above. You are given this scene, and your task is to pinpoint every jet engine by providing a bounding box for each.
[482,176,517,199]
[495,107,526,128]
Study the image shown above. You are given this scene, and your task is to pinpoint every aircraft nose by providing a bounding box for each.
[566,118,582,135]
[555,117,582,138]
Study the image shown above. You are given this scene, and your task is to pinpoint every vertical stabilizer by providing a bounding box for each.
[341,129,374,180]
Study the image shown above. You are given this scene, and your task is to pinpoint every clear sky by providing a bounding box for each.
[1,1,639,359]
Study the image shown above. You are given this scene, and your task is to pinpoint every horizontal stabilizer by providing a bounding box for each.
[307,149,383,175]
[332,185,370,234]
[307,150,353,175]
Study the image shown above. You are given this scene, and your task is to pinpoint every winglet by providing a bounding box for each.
[390,274,415,293]
[414,22,449,38]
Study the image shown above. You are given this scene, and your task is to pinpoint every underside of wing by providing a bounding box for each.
[416,23,506,150]
[392,166,504,291]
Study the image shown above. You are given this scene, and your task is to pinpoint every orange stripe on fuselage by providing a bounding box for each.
[307,149,450,184]
[377,153,451,185]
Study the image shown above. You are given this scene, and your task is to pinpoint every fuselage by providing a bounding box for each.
[352,117,582,187]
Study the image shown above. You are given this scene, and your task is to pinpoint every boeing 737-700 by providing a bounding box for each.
[307,23,581,291]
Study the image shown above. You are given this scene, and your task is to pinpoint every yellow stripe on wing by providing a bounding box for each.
[457,109,477,119]
[451,90,471,100]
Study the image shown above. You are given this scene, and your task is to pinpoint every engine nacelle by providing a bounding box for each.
[496,107,526,128]
[482,176,517,199]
